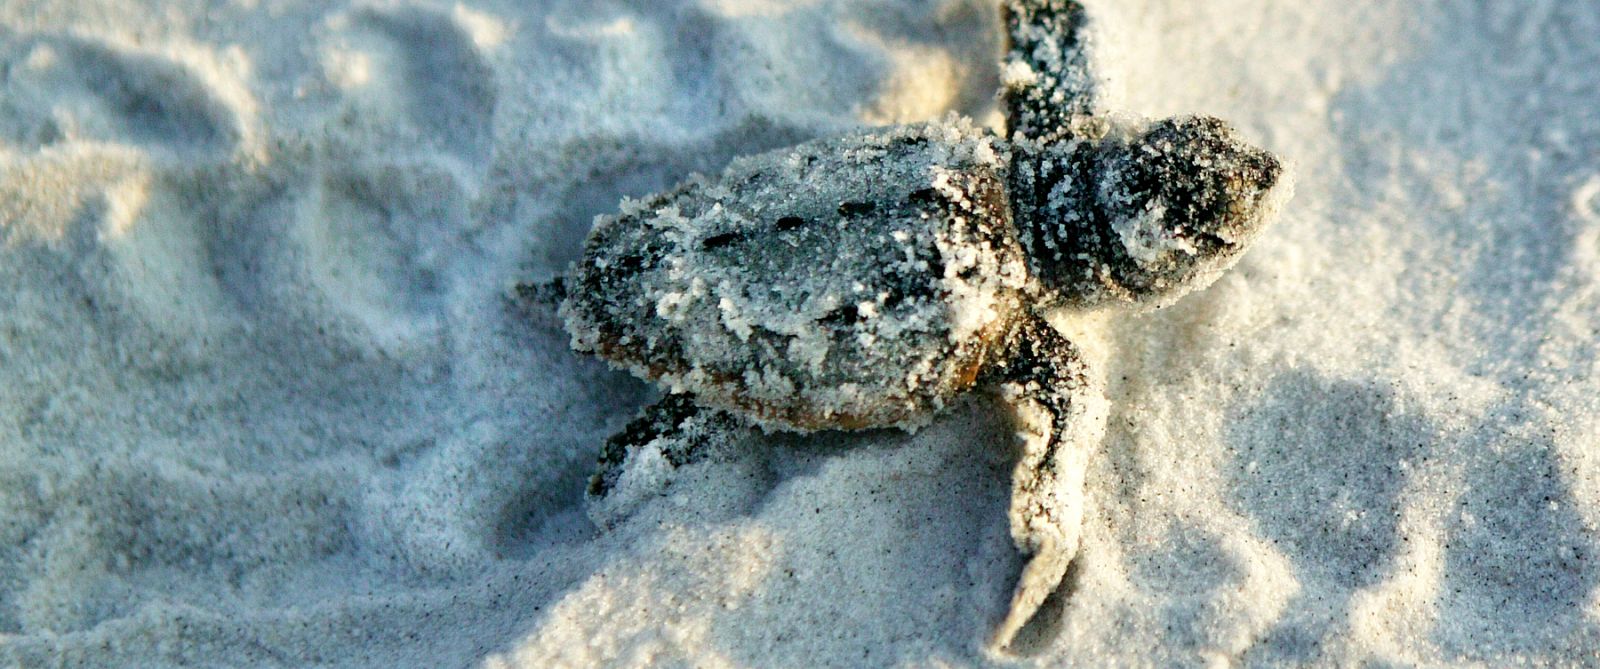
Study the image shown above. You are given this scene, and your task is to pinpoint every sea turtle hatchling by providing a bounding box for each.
[523,0,1288,653]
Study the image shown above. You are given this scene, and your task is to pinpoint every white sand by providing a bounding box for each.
[2,0,1598,666]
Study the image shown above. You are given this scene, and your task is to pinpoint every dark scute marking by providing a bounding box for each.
[614,253,647,274]
[838,201,876,216]
[817,303,861,327]
[701,231,741,250]
[880,270,940,312]
[776,215,806,231]
[907,187,941,206]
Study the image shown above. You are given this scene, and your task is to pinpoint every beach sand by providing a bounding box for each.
[2,0,1599,666]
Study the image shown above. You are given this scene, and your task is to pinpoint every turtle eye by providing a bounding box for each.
[776,216,806,230]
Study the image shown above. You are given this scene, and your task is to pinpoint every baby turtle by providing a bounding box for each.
[526,0,1287,653]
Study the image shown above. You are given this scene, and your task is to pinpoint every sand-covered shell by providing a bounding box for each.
[562,118,1032,430]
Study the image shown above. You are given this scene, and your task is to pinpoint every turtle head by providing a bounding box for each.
[1090,115,1287,304]
[1014,115,1288,308]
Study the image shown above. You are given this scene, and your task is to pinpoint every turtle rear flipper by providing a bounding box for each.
[586,394,750,529]
[1002,0,1101,140]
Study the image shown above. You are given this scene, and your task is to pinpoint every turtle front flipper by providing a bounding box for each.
[981,313,1108,653]
[1001,0,1101,140]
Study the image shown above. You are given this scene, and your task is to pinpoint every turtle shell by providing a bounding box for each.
[562,119,1031,430]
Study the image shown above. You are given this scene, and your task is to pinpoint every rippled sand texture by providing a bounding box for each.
[2,1,1599,667]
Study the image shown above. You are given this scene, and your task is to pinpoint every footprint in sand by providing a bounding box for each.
[0,33,244,159]
[0,32,259,354]
[320,7,498,165]
[200,158,470,357]
[294,163,466,344]
[5,458,350,633]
